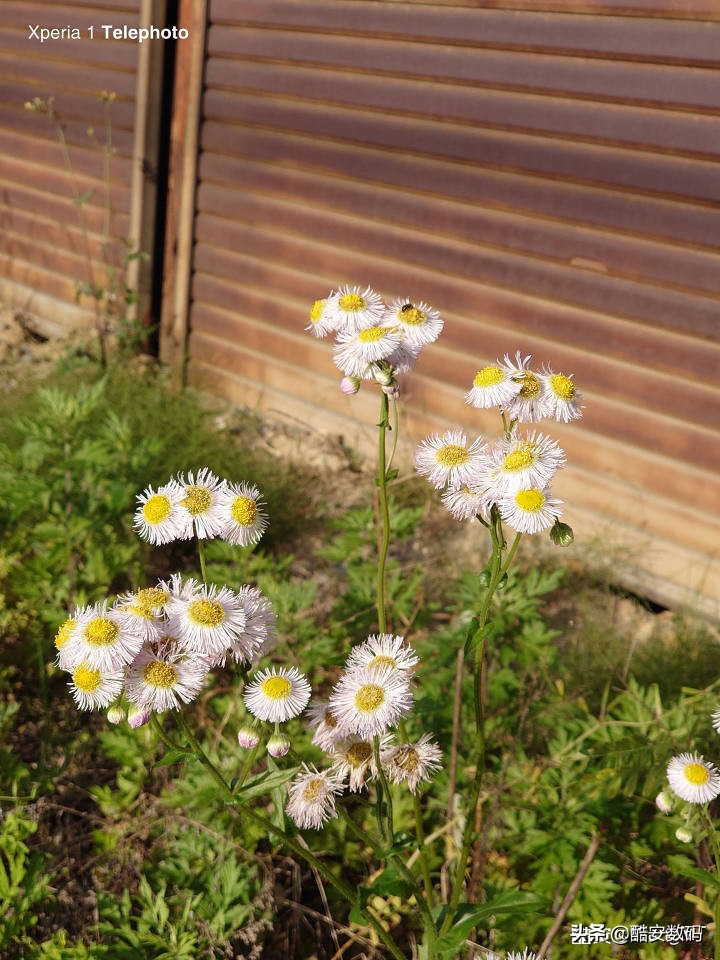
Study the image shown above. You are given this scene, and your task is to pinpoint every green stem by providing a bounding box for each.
[413,792,436,906]
[151,713,185,753]
[235,741,261,792]
[387,396,400,474]
[172,714,406,960]
[701,808,720,960]
[373,735,394,843]
[377,390,391,633]
[197,539,209,586]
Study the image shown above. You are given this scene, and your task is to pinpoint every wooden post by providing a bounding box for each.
[159,0,208,383]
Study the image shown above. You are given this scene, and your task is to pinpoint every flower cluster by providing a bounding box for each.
[55,574,276,718]
[415,352,583,536]
[244,633,443,830]
[134,468,268,546]
[656,714,720,844]
[306,284,443,397]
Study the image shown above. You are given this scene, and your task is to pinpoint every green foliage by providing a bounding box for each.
[0,809,53,953]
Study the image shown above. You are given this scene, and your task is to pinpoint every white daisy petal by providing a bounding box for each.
[286,764,344,830]
[328,665,413,738]
[68,661,124,711]
[667,752,720,804]
[306,293,338,338]
[414,429,488,490]
[498,486,563,535]
[333,325,403,379]
[176,468,227,539]
[124,646,208,711]
[346,634,419,673]
[166,582,247,658]
[63,602,144,672]
[133,480,190,544]
[216,481,269,547]
[326,284,385,333]
[243,666,311,723]
[380,733,443,794]
[382,297,443,348]
[465,361,522,409]
[307,700,345,752]
[329,735,390,792]
[484,431,565,495]
[502,353,548,424]
[538,367,583,423]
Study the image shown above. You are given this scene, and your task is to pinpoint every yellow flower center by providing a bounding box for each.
[126,603,154,621]
[346,742,373,767]
[367,655,397,670]
[549,373,575,400]
[358,327,388,343]
[398,306,425,325]
[309,299,326,323]
[395,746,420,772]
[684,762,710,786]
[517,371,541,399]
[260,676,292,700]
[84,617,119,647]
[354,683,385,713]
[137,587,169,609]
[182,485,212,515]
[73,663,102,692]
[144,661,178,688]
[339,293,365,313]
[187,598,225,627]
[515,489,546,512]
[436,444,469,467]
[302,778,325,802]
[54,618,76,650]
[474,366,504,388]
[143,494,171,525]
[231,496,258,526]
[503,447,536,472]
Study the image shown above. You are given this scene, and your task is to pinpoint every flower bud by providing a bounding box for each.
[340,376,361,396]
[655,790,673,814]
[128,705,151,729]
[107,704,126,725]
[267,732,291,758]
[549,519,574,547]
[373,366,394,387]
[675,826,693,844]
[237,725,261,749]
[381,382,400,399]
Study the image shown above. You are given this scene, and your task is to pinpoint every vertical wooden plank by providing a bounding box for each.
[159,0,208,380]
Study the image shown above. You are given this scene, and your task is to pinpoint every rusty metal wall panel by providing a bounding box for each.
[0,2,141,331]
[187,0,720,610]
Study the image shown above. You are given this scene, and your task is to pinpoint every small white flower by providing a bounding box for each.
[176,468,227,539]
[484,431,565,495]
[502,353,548,424]
[333,325,402,378]
[386,339,421,376]
[328,665,413,738]
[133,479,189,544]
[235,584,277,660]
[286,764,344,830]
[124,646,208,711]
[243,666,311,723]
[414,429,488,490]
[327,284,385,333]
[667,752,720,804]
[383,297,443,347]
[63,602,144,673]
[68,662,124,711]
[346,634,419,674]
[216,481,269,547]
[307,700,345,752]
[498,487,563,535]
[711,707,720,734]
[507,951,539,960]
[381,734,443,794]
[465,361,522,409]
[114,587,168,643]
[306,293,338,338]
[166,582,247,659]
[440,484,491,522]
[329,736,386,792]
[538,367,583,423]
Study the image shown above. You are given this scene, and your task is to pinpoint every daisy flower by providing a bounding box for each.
[330,735,390,792]
[54,616,76,659]
[712,707,720,734]
[414,429,488,490]
[286,764,344,830]
[484,432,565,495]
[440,483,491,522]
[502,353,548,424]
[216,481,269,547]
[538,367,583,422]
[328,665,413,738]
[327,284,385,333]
[235,585,277,659]
[465,360,522,409]
[124,646,208,712]
[63,602,144,672]
[381,734,443,794]
[306,293,337,338]
[386,339,421,376]
[507,952,538,960]
[68,661,124,711]
[166,582,247,659]
[114,588,168,643]
[667,752,720,804]
[307,700,345,752]
[333,325,403,379]
[498,487,563,535]
[383,297,443,347]
[133,479,189,544]
[243,666,311,723]
[346,634,419,674]
[176,468,227,539]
